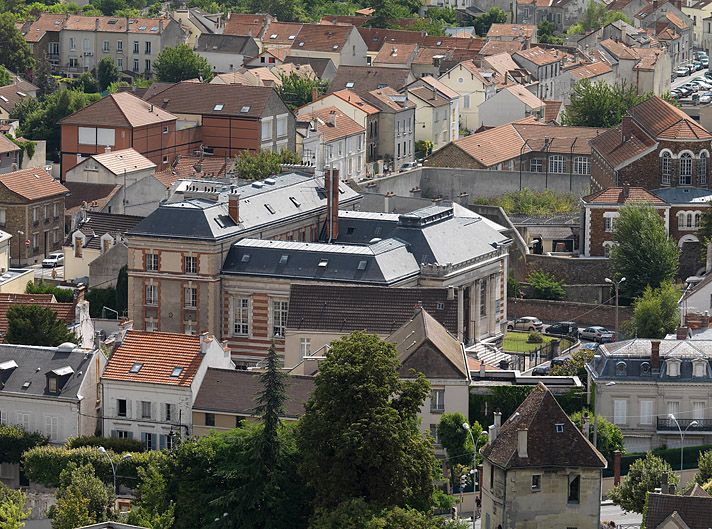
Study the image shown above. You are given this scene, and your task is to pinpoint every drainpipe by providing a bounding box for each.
[569,137,578,192]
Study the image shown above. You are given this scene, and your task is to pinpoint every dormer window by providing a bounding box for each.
[555,424,564,433]
[640,362,651,376]
[615,361,627,376]
[170,367,183,378]
[693,360,707,377]
[667,359,681,377]
[48,376,58,393]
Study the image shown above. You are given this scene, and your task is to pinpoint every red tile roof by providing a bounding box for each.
[600,38,640,61]
[224,13,270,37]
[543,100,562,122]
[23,13,66,43]
[102,330,207,386]
[0,134,19,155]
[514,47,559,66]
[373,43,418,65]
[590,126,657,170]
[583,186,666,205]
[330,89,380,114]
[0,168,68,201]
[487,23,537,39]
[568,61,612,80]
[0,293,74,336]
[153,155,228,188]
[261,22,304,46]
[291,23,353,52]
[479,40,524,56]
[60,92,177,128]
[297,106,365,142]
[631,96,712,140]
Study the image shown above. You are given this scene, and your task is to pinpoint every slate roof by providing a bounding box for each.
[0,293,74,336]
[68,212,143,250]
[582,187,666,205]
[129,173,361,240]
[0,168,68,201]
[388,307,468,379]
[481,383,607,469]
[145,82,275,118]
[286,284,458,335]
[195,34,255,54]
[193,368,313,418]
[102,330,206,387]
[222,238,420,285]
[60,92,177,128]
[329,65,413,94]
[0,343,94,399]
[651,187,712,204]
[645,491,712,529]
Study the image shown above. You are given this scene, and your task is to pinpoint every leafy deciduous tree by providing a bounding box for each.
[97,56,119,92]
[527,270,566,300]
[126,463,175,529]
[609,453,677,513]
[154,44,213,83]
[298,332,437,512]
[569,410,624,460]
[0,482,31,529]
[0,13,34,74]
[0,424,49,464]
[563,80,650,128]
[474,7,507,36]
[537,20,563,44]
[277,72,328,110]
[33,54,57,98]
[630,281,680,339]
[49,463,113,529]
[610,204,679,300]
[0,66,11,87]
[6,305,77,346]
[234,149,301,180]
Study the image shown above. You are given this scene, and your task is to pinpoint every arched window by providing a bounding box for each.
[688,213,694,228]
[680,152,693,185]
[695,212,702,228]
[661,151,672,185]
[700,152,709,185]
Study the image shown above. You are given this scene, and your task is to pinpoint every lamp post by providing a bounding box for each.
[668,414,699,481]
[98,447,132,495]
[16,230,23,268]
[604,277,626,337]
[462,422,479,521]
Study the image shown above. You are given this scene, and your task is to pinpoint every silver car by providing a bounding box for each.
[507,317,544,332]
[580,326,616,343]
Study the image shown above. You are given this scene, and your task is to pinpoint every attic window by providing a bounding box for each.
[345,82,355,88]
[357,260,367,270]
[170,367,183,377]
[108,18,118,24]
[289,197,301,207]
[279,254,289,264]
[138,25,147,30]
[240,106,251,113]
[270,34,277,39]
[150,26,158,31]
[129,362,143,374]
[241,254,250,263]
[288,35,296,39]
[213,104,224,111]
[264,204,276,214]
[22,381,31,390]
[436,302,445,310]
[555,424,564,433]
[298,42,305,47]
[318,258,328,268]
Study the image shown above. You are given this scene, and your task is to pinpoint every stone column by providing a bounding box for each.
[457,286,464,343]
[468,282,477,344]
[488,274,497,335]
[474,279,482,341]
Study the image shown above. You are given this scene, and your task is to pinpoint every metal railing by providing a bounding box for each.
[657,417,712,432]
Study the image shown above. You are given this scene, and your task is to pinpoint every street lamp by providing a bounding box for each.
[668,414,699,481]
[16,230,23,268]
[462,422,480,521]
[605,277,626,336]
[98,447,132,495]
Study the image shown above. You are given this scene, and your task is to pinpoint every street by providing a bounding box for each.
[33,265,64,281]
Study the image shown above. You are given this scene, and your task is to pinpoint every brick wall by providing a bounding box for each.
[511,298,632,328]
[523,253,613,284]
[424,143,486,169]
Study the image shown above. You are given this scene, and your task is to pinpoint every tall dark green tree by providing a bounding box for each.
[115,265,128,316]
[0,65,11,87]
[154,44,213,82]
[610,204,679,300]
[254,342,286,469]
[5,305,76,346]
[298,332,437,512]
[0,13,34,74]
[97,56,119,92]
[474,7,507,36]
[630,281,679,338]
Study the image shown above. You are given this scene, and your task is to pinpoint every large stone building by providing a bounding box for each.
[480,383,607,529]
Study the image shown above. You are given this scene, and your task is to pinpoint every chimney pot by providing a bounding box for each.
[517,429,528,458]
[651,340,660,372]
[228,193,240,223]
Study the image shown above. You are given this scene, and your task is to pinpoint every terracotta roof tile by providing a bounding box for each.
[291,23,353,52]
[487,23,537,39]
[92,148,156,175]
[0,293,74,336]
[373,43,418,65]
[600,38,640,61]
[330,89,381,114]
[319,15,370,27]
[634,47,664,70]
[260,22,304,45]
[568,61,613,79]
[543,100,562,122]
[514,47,560,66]
[329,66,413,94]
[480,40,524,56]
[224,13,271,37]
[666,11,688,30]
[60,92,176,128]
[503,84,544,108]
[0,82,37,114]
[0,168,68,201]
[145,82,275,117]
[582,186,666,205]
[357,27,423,52]
[590,126,657,170]
[0,134,19,155]
[364,87,414,112]
[408,86,450,107]
[102,330,207,386]
[412,47,448,65]
[298,106,364,142]
[23,13,66,43]
[443,60,494,86]
[153,155,228,188]
[630,96,712,140]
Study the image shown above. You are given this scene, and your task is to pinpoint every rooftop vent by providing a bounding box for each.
[22,381,31,390]
[264,178,276,185]
[357,260,367,270]
[279,254,289,264]
[252,181,264,188]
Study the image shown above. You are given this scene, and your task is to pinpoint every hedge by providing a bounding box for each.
[603,444,712,478]
[0,425,49,464]
[66,436,145,453]
[22,446,167,488]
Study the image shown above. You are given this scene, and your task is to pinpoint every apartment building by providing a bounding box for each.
[404,76,460,152]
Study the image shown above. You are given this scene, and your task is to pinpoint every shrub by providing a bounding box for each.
[527,331,544,344]
[0,424,49,464]
[472,189,578,216]
[26,281,74,302]
[66,436,145,453]
[527,270,566,300]
[22,446,167,488]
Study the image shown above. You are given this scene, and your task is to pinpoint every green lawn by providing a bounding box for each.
[502,331,572,353]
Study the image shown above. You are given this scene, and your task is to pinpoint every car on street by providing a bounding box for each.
[506,316,544,332]
[580,326,616,343]
[684,83,700,92]
[703,58,710,68]
[700,91,712,104]
[531,366,550,376]
[42,252,64,268]
[676,66,690,77]
[400,161,420,172]
[692,79,712,89]
[694,60,704,71]
[546,321,580,338]
[678,86,693,96]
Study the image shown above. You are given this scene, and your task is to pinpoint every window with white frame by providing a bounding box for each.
[233,297,249,336]
[661,151,672,185]
[276,115,288,137]
[613,399,627,425]
[141,401,151,419]
[640,399,654,425]
[271,300,288,338]
[573,156,590,175]
[184,287,197,308]
[549,155,564,173]
[145,284,157,305]
[680,152,693,185]
[701,152,709,185]
[16,412,30,430]
[667,360,681,377]
[531,159,543,172]
[667,401,680,418]
[103,41,109,52]
[146,253,158,271]
[261,117,273,141]
[300,338,311,357]
[45,416,58,440]
[694,360,707,377]
[603,212,618,233]
[431,389,445,413]
[693,401,706,421]
[184,255,197,274]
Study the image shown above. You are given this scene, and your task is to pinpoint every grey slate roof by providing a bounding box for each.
[195,34,256,54]
[68,212,143,250]
[128,173,361,240]
[192,368,314,418]
[329,66,413,94]
[222,238,420,284]
[283,56,335,79]
[645,491,712,529]
[0,344,94,400]
[651,187,712,204]
[286,283,458,335]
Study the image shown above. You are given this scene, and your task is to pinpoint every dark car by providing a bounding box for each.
[532,366,550,376]
[546,321,579,338]
[551,357,568,367]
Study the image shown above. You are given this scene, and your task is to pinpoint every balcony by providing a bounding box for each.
[657,417,712,433]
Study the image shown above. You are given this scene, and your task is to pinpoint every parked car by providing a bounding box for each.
[507,316,544,332]
[42,252,64,268]
[692,79,712,89]
[400,161,420,172]
[531,366,550,376]
[580,326,616,343]
[546,321,580,338]
[694,60,704,71]
[685,83,700,92]
[678,86,693,96]
[703,58,710,68]
[676,66,690,77]
[700,91,712,104]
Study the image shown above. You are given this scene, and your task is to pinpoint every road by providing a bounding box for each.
[34,265,64,281]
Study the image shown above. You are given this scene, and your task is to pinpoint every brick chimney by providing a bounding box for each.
[327,110,337,127]
[677,326,688,340]
[325,168,340,242]
[228,193,240,224]
[622,182,631,200]
[621,115,633,142]
[517,429,528,458]
[651,340,660,373]
[613,450,622,486]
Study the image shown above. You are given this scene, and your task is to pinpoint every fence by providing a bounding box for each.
[502,333,574,371]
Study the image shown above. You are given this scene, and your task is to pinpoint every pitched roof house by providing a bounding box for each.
[645,484,712,529]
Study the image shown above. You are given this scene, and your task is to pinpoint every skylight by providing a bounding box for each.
[289,196,301,207]
[170,367,184,377]
[22,381,31,389]
[270,34,277,39]
[0,360,18,371]
[129,362,143,373]
[279,254,289,264]
[265,204,276,214]
[298,42,305,47]
[288,35,295,39]
[0,96,8,102]
[318,259,328,267]
[555,424,564,433]
[332,45,339,50]
[213,104,224,111]
[357,260,367,270]
[240,106,251,113]
[345,82,354,88]
[138,25,147,30]
[150,26,158,31]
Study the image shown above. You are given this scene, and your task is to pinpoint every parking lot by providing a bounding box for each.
[670,52,711,101]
